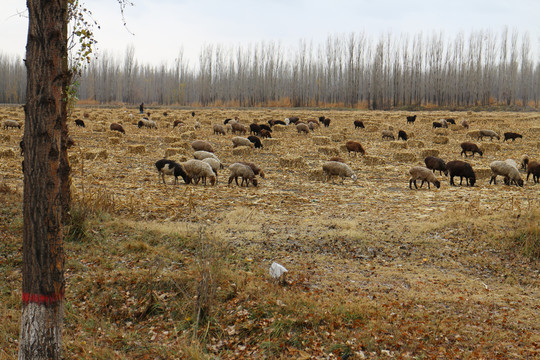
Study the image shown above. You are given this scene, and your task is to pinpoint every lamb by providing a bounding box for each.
[110,123,125,134]
[3,120,21,130]
[231,122,247,135]
[503,132,522,142]
[526,161,540,183]
[397,130,408,141]
[296,123,310,134]
[231,136,255,148]
[259,129,272,139]
[406,115,417,124]
[446,160,476,186]
[138,118,157,129]
[213,124,226,135]
[478,129,500,141]
[461,119,470,129]
[460,142,483,157]
[182,159,216,185]
[489,161,523,187]
[74,119,85,127]
[354,120,365,129]
[424,156,448,176]
[191,140,214,153]
[155,159,190,185]
[238,161,265,178]
[249,123,261,135]
[345,140,365,156]
[202,158,223,183]
[322,161,357,184]
[409,166,441,189]
[228,163,258,187]
[381,130,395,140]
[247,135,263,149]
[193,150,220,161]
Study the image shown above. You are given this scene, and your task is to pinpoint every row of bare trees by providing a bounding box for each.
[1,29,539,108]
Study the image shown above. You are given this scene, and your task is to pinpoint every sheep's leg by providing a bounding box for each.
[419,180,425,188]
[409,179,414,189]
[490,175,496,185]
[450,176,455,186]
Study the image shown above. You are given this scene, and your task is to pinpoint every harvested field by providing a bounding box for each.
[1,106,538,359]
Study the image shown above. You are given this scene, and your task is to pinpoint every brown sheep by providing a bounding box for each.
[345,141,365,156]
[110,123,125,134]
[191,140,214,153]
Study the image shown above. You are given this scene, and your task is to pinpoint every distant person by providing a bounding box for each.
[139,102,144,114]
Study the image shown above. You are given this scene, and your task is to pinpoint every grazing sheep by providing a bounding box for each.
[75,119,85,127]
[424,156,448,176]
[110,123,125,134]
[526,161,540,183]
[249,123,261,135]
[231,122,247,135]
[322,161,357,184]
[163,111,168,117]
[191,111,195,117]
[521,155,529,170]
[269,120,286,126]
[3,120,21,130]
[409,166,441,189]
[287,117,300,124]
[406,115,417,124]
[345,140,365,156]
[446,160,476,186]
[248,135,263,149]
[445,118,456,125]
[193,150,220,161]
[308,122,319,131]
[173,119,184,128]
[397,130,408,141]
[490,160,523,187]
[461,119,469,129]
[503,132,522,142]
[191,140,214,153]
[259,124,272,132]
[155,159,190,185]
[259,129,272,139]
[213,124,226,135]
[432,120,448,128]
[231,136,255,148]
[182,159,216,185]
[354,120,365,129]
[318,116,326,123]
[224,118,234,125]
[296,123,310,134]
[238,161,265,178]
[202,158,223,184]
[228,163,258,187]
[382,130,395,140]
[504,158,519,170]
[460,142,483,157]
[478,129,500,141]
[138,118,157,129]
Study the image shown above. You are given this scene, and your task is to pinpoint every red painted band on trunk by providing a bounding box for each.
[22,291,64,305]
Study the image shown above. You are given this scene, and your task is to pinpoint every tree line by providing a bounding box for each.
[1,29,538,109]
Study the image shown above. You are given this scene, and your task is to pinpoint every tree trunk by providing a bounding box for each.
[19,0,68,358]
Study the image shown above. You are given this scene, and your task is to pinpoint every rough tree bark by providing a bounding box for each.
[19,0,69,358]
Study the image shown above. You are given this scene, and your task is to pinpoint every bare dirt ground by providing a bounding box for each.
[1,105,539,358]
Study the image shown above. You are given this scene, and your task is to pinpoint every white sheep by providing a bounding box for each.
[193,150,220,161]
[381,130,395,140]
[322,161,357,184]
[489,160,523,187]
[479,129,500,141]
[504,158,519,170]
[231,136,254,148]
[138,118,157,129]
[409,166,441,189]
[228,163,258,187]
[182,159,216,185]
[3,119,21,130]
[202,157,223,184]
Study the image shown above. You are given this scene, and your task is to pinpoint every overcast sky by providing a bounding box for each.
[1,0,539,66]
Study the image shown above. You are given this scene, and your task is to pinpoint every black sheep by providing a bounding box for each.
[424,156,448,176]
[446,160,476,186]
[503,132,523,142]
[406,115,416,124]
[398,130,408,141]
[249,123,261,135]
[247,135,263,149]
[432,121,443,128]
[75,119,85,127]
[460,142,483,157]
[354,120,365,129]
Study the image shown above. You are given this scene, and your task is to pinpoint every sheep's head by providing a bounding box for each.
[517,179,524,187]
[434,180,441,189]
[469,177,476,186]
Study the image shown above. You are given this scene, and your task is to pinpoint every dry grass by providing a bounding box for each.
[0,106,539,359]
